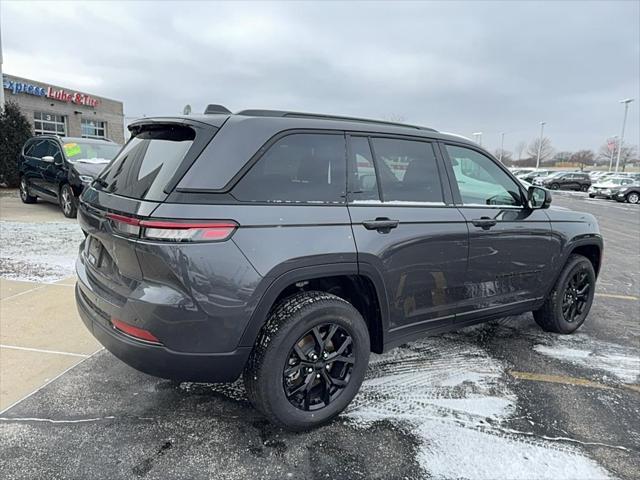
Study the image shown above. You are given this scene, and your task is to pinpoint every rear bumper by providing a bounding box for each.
[75,281,251,383]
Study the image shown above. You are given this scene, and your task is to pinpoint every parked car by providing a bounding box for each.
[518,169,556,183]
[534,171,591,191]
[510,168,535,176]
[75,108,602,430]
[19,136,121,218]
[613,183,640,204]
[588,177,637,199]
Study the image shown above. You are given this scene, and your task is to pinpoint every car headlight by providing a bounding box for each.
[79,175,94,184]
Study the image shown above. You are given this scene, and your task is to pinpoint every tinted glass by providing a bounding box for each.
[349,137,380,202]
[446,145,522,206]
[29,140,49,159]
[233,133,346,203]
[98,126,195,200]
[371,137,443,203]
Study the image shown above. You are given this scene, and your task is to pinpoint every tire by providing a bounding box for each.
[19,177,37,204]
[581,185,589,192]
[59,184,77,218]
[533,254,596,334]
[626,192,640,204]
[588,194,595,198]
[243,291,370,431]
[550,183,560,190]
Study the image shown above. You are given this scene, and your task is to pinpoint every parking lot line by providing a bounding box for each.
[509,370,614,390]
[595,293,639,301]
[0,344,90,358]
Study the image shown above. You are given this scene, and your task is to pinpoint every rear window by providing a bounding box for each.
[232,133,346,204]
[97,126,195,201]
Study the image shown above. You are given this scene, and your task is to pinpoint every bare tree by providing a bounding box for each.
[569,150,595,171]
[514,141,527,161]
[597,141,637,171]
[493,149,513,164]
[526,137,554,164]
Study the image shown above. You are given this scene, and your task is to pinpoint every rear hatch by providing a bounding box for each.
[78,119,220,302]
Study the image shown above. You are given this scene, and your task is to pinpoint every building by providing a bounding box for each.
[2,73,125,144]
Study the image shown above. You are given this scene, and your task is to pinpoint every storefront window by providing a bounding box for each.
[34,112,66,136]
[81,119,107,139]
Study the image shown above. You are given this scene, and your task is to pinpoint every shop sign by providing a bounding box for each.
[2,75,100,108]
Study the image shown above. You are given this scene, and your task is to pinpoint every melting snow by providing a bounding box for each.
[347,334,612,479]
[0,220,83,282]
[533,333,640,384]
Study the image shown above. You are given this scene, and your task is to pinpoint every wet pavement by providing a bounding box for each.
[0,190,638,479]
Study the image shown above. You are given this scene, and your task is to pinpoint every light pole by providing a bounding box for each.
[472,132,483,146]
[499,132,505,163]
[535,122,546,170]
[614,98,634,173]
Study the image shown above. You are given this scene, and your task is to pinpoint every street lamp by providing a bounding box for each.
[535,122,546,170]
[472,132,483,146]
[614,98,634,173]
[499,132,505,163]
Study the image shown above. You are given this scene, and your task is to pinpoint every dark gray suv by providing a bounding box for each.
[75,108,603,430]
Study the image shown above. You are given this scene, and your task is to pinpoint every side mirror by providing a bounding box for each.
[528,186,551,209]
[41,156,55,163]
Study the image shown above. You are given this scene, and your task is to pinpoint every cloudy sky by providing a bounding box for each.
[2,0,639,153]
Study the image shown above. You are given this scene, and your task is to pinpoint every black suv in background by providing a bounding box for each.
[75,108,602,430]
[19,136,121,217]
[534,171,591,191]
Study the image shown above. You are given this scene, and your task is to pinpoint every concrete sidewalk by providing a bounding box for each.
[0,276,101,410]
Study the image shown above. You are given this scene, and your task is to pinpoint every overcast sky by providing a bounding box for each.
[2,0,639,153]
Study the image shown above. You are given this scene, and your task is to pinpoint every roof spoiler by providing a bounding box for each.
[204,104,231,115]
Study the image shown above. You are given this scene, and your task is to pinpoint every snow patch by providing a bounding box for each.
[533,333,640,384]
[347,334,612,479]
[0,220,83,282]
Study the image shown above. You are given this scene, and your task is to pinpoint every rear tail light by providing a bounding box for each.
[106,213,237,242]
[111,318,161,345]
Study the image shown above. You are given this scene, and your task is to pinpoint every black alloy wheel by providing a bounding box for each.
[283,323,354,411]
[561,270,591,323]
[19,177,37,203]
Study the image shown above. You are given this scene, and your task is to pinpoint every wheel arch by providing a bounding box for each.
[239,263,389,354]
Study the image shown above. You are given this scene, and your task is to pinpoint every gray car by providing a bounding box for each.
[75,108,603,430]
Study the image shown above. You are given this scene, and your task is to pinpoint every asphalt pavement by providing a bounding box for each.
[0,191,638,480]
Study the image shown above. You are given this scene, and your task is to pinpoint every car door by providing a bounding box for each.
[22,139,51,195]
[346,134,469,344]
[41,140,66,198]
[440,143,557,325]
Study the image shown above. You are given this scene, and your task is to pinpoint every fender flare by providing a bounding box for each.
[238,262,390,349]
[544,234,603,298]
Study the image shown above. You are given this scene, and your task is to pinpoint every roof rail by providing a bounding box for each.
[235,109,437,132]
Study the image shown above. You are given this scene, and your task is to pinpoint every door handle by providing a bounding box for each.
[471,217,497,230]
[363,218,399,233]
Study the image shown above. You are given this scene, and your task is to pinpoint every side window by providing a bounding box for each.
[23,140,36,157]
[28,140,49,159]
[370,137,444,203]
[445,145,522,207]
[233,133,346,204]
[47,142,63,163]
[349,136,380,202]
